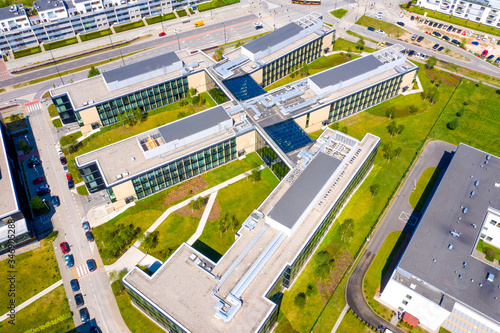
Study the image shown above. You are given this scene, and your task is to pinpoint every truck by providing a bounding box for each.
[195,20,204,27]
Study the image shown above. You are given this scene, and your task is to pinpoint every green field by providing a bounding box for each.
[13,46,42,59]
[202,153,263,187]
[52,118,62,128]
[146,13,176,25]
[48,104,58,117]
[409,167,442,212]
[333,38,376,53]
[356,16,405,37]
[0,285,73,333]
[197,168,279,257]
[331,9,348,19]
[176,9,188,17]
[44,37,79,51]
[60,131,82,147]
[198,0,240,12]
[114,20,145,33]
[77,184,89,195]
[115,292,164,333]
[80,28,113,42]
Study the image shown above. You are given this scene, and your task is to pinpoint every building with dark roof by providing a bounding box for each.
[380,143,500,333]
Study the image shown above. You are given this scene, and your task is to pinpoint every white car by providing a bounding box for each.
[467,30,473,37]
[415,52,421,58]
[174,28,181,33]
[376,29,385,34]
[420,53,426,60]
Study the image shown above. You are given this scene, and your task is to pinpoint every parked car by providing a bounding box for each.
[60,156,67,165]
[254,22,263,29]
[410,15,414,21]
[433,22,438,27]
[60,242,70,254]
[452,28,457,32]
[86,231,94,242]
[457,29,462,34]
[438,24,443,28]
[420,53,426,60]
[367,26,375,31]
[451,39,460,45]
[477,34,483,40]
[482,35,489,41]
[158,31,166,37]
[396,21,405,26]
[32,177,45,185]
[432,31,441,37]
[64,254,74,268]
[82,221,91,231]
[75,294,85,307]
[80,308,90,324]
[376,29,385,34]
[63,165,68,173]
[487,54,495,60]
[442,35,450,41]
[51,195,60,207]
[495,57,500,64]
[481,49,489,57]
[491,38,496,44]
[472,41,479,46]
[443,25,448,30]
[174,28,181,33]
[497,40,500,45]
[70,279,80,292]
[428,21,433,26]
[417,36,424,42]
[36,188,50,196]
[68,180,75,189]
[447,25,453,32]
[66,174,73,181]
[438,46,444,51]
[408,50,415,57]
[87,259,97,272]
[411,33,418,41]
[433,43,439,49]
[415,52,421,58]
[468,30,473,37]
[36,184,50,192]
[424,20,429,24]
[27,157,41,168]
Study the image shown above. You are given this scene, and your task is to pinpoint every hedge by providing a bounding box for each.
[80,28,113,42]
[44,37,79,51]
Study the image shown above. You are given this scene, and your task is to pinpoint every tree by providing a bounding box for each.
[338,218,354,242]
[188,196,204,212]
[306,283,316,297]
[140,231,159,251]
[30,196,45,211]
[340,125,348,134]
[356,38,365,51]
[408,105,418,113]
[235,41,244,48]
[213,47,225,61]
[485,247,497,260]
[249,169,261,183]
[294,292,306,308]
[231,214,239,231]
[385,106,396,119]
[313,250,334,278]
[383,142,396,162]
[394,147,402,159]
[386,121,398,137]
[447,117,460,130]
[219,212,229,237]
[10,113,21,122]
[370,184,380,197]
[460,38,467,48]
[396,124,405,136]
[88,66,100,78]
[425,55,437,69]
[18,139,31,154]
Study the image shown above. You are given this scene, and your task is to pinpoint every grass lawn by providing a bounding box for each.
[0,232,61,312]
[176,9,188,17]
[48,104,58,118]
[408,167,442,212]
[198,0,240,12]
[333,38,376,53]
[114,20,145,33]
[335,309,373,333]
[0,285,73,333]
[197,168,279,256]
[115,292,164,333]
[437,59,500,88]
[52,118,62,128]
[356,16,405,37]
[94,152,263,265]
[13,46,42,59]
[331,9,348,19]
[202,152,263,187]
[80,28,113,42]
[146,13,176,25]
[77,184,89,196]
[476,239,500,262]
[44,37,79,51]
[265,53,359,91]
[363,231,406,321]
[141,213,199,261]
[60,131,82,147]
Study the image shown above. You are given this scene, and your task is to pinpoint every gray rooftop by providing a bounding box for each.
[398,143,500,323]
[34,0,65,12]
[310,54,382,89]
[268,152,342,229]
[0,5,27,21]
[158,106,231,142]
[242,22,303,54]
[0,125,19,219]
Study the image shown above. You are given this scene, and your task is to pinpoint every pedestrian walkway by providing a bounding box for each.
[187,190,218,245]
[0,279,63,322]
[24,100,41,113]
[73,262,97,279]
[331,304,350,332]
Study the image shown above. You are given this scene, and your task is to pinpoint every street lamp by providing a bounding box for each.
[175,32,180,50]
[42,199,50,211]
[50,50,64,86]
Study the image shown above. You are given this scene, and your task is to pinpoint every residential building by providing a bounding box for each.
[380,144,500,333]
[34,0,68,23]
[122,128,380,333]
[417,0,500,28]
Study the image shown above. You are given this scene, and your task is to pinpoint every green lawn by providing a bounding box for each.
[52,118,62,128]
[4,114,27,133]
[44,37,79,51]
[13,46,42,59]
[198,0,240,12]
[60,131,82,147]
[476,239,500,262]
[115,292,164,333]
[80,28,112,42]
[356,16,405,37]
[48,104,58,118]
[176,9,188,17]
[265,53,359,91]
[202,152,263,187]
[335,309,373,333]
[363,231,406,321]
[409,167,442,212]
[333,38,376,53]
[436,60,500,87]
[114,20,145,33]
[0,285,73,333]
[146,13,176,25]
[197,168,279,256]
[77,184,89,196]
[0,232,61,313]
[141,213,199,261]
[94,152,263,265]
[331,9,348,19]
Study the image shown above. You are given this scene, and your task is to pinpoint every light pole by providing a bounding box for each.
[50,50,64,86]
[160,4,164,33]
[175,32,180,50]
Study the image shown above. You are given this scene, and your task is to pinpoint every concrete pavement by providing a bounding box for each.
[187,191,218,245]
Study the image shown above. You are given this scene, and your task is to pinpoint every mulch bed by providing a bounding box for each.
[164,175,209,207]
[317,248,353,303]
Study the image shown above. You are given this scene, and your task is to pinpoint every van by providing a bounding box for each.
[194,20,204,27]
[181,18,190,24]
[482,35,488,41]
[411,33,418,41]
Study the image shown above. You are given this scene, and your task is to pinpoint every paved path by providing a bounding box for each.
[187,191,218,245]
[331,304,350,332]
[0,279,63,322]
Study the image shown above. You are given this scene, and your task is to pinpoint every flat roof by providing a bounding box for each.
[243,22,303,54]
[0,124,19,219]
[34,0,65,12]
[309,54,382,89]
[268,152,341,229]
[397,143,500,323]
[0,5,27,21]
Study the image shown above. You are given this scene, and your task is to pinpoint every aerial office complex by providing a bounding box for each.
[123,128,380,333]
[380,144,500,333]
[417,0,500,28]
[0,0,207,51]
[0,122,33,253]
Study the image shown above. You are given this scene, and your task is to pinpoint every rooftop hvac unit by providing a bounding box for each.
[116,174,123,180]
[486,273,495,282]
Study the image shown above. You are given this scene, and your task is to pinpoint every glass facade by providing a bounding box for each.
[95,76,189,126]
[79,162,106,194]
[53,94,76,124]
[255,131,290,180]
[131,139,237,199]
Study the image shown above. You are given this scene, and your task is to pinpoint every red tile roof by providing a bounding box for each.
[402,312,419,327]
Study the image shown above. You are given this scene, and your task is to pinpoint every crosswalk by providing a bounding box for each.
[73,262,95,279]
[24,100,42,113]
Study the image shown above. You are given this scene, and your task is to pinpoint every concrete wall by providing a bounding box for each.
[236,130,256,153]
[79,106,101,134]
[187,71,210,93]
[250,68,263,86]
[320,31,335,54]
[111,180,136,210]
[295,105,330,134]
[399,71,416,94]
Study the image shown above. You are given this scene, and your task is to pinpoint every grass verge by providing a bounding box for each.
[48,104,58,117]
[408,167,442,212]
[80,28,113,42]
[346,30,378,44]
[176,9,188,17]
[52,119,62,128]
[333,38,376,53]
[331,9,348,19]
[115,292,164,333]
[437,59,500,87]
[356,15,405,37]
[13,46,42,59]
[476,239,500,262]
[198,0,240,12]
[44,37,79,51]
[146,13,176,25]
[77,184,89,196]
[114,20,145,33]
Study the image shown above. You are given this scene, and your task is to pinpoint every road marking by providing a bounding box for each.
[73,262,96,279]
[24,100,41,113]
[398,211,418,226]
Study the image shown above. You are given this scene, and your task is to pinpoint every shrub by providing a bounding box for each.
[294,292,306,308]
[447,118,460,130]
[485,248,497,260]
[456,110,464,117]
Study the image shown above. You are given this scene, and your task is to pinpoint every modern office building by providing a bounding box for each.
[380,144,500,333]
[417,0,500,28]
[122,127,380,333]
[0,122,33,254]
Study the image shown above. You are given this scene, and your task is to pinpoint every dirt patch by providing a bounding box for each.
[316,247,353,302]
[424,69,461,86]
[175,197,208,219]
[164,175,209,207]
[208,199,221,221]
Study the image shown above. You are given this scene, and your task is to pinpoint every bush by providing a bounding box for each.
[80,28,112,42]
[111,279,124,295]
[114,20,145,33]
[44,37,79,51]
[408,105,418,113]
[176,9,188,17]
[485,248,497,260]
[146,12,176,25]
[13,46,42,59]
[447,117,460,130]
[88,66,100,78]
[456,110,464,117]
[294,292,306,308]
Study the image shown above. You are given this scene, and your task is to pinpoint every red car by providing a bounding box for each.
[159,31,166,37]
[66,174,72,181]
[60,242,70,254]
[33,177,45,185]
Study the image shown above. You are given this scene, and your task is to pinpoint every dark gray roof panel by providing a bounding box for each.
[243,22,303,54]
[158,106,231,143]
[398,143,500,323]
[310,54,382,89]
[268,152,341,229]
[34,0,65,12]
[0,6,27,21]
[102,52,181,85]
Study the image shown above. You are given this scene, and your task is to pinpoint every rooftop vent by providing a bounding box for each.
[471,190,475,196]
[448,244,453,250]
[115,174,123,180]
[475,180,480,186]
[486,154,491,160]
[123,171,129,177]
[463,207,468,214]
[450,230,461,237]
[487,273,495,282]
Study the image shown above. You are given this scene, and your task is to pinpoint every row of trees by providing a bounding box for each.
[99,223,141,261]
[294,283,317,308]
[116,107,147,127]
[218,212,239,237]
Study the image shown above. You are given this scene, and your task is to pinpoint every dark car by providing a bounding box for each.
[28,158,41,168]
[367,26,375,31]
[80,308,90,324]
[438,24,443,29]
[36,188,50,196]
[447,25,453,32]
[68,180,75,189]
[64,254,74,268]
[487,54,495,60]
[452,28,457,32]
[433,43,439,49]
[408,50,415,57]
[410,15,414,21]
[60,242,70,254]
[417,36,424,42]
[428,21,433,26]
[86,231,94,242]
[87,259,97,272]
[75,293,84,307]
[452,39,460,45]
[497,40,500,45]
[82,221,91,231]
[51,195,60,207]
[472,41,479,45]
[433,22,438,27]
[432,31,441,37]
[438,46,444,51]
[36,184,49,192]
[442,35,450,41]
[70,279,80,292]
[495,57,500,64]
[396,21,405,26]
[60,156,67,165]
[457,29,462,34]
[33,177,45,184]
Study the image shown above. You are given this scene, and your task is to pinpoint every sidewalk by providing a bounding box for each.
[187,190,218,245]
